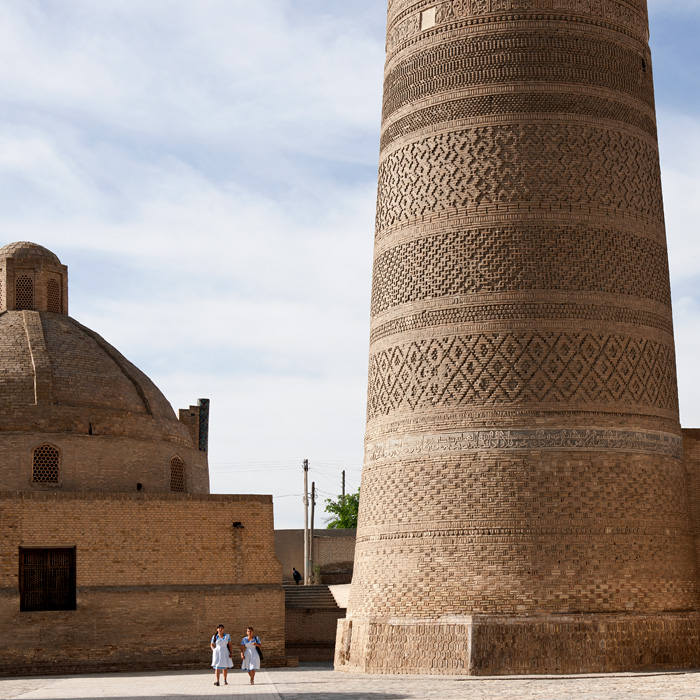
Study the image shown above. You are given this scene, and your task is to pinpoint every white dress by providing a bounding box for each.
[211,633,233,669]
[241,636,261,670]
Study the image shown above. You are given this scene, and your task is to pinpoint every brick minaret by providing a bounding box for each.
[336,0,700,675]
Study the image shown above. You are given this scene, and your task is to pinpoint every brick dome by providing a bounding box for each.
[0,241,62,265]
[0,242,209,494]
[0,311,185,428]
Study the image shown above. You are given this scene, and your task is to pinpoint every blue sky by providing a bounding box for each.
[1,1,698,528]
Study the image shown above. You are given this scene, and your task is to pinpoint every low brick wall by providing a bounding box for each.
[0,490,294,675]
[275,529,355,584]
[287,608,346,662]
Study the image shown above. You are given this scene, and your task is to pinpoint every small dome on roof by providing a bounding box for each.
[0,241,62,266]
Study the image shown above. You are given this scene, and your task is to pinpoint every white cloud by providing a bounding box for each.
[2,1,700,527]
[0,0,384,527]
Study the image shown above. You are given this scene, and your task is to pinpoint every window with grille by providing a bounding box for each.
[15,275,34,310]
[32,444,60,484]
[19,548,76,612]
[46,279,61,313]
[170,456,186,492]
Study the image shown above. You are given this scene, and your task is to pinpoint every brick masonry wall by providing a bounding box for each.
[339,0,700,675]
[0,433,209,495]
[0,491,289,675]
[683,429,700,572]
[287,608,346,662]
[316,535,355,584]
[275,529,355,583]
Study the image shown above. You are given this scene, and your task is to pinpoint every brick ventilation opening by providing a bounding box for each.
[47,279,61,313]
[19,548,76,611]
[32,444,60,484]
[170,456,186,492]
[15,275,34,310]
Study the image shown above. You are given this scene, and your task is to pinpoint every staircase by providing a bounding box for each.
[283,583,340,609]
[284,584,345,662]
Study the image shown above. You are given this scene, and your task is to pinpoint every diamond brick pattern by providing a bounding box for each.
[367,332,678,419]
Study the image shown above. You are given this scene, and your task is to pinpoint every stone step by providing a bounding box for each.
[283,584,340,609]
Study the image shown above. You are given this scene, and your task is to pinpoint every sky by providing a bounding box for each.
[0,1,698,529]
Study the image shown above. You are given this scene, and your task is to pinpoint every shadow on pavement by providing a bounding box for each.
[275,695,406,699]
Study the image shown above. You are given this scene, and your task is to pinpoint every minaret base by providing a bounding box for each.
[335,614,700,675]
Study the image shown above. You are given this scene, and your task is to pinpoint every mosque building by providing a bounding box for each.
[0,241,289,675]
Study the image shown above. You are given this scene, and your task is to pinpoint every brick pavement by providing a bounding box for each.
[2,664,700,700]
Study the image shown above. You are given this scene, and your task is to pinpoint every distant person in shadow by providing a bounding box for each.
[210,624,233,686]
[292,567,302,585]
[241,626,262,685]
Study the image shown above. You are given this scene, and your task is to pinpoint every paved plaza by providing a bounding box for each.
[2,664,700,700]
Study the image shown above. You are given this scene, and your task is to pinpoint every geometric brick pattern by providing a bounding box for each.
[31,444,60,484]
[382,32,654,120]
[371,226,671,315]
[367,332,679,418]
[376,126,663,234]
[380,92,658,151]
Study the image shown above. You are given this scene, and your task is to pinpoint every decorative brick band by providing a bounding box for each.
[387,1,648,54]
[367,331,679,419]
[376,126,663,236]
[370,303,674,345]
[383,31,652,121]
[380,91,657,152]
[336,613,700,675]
[370,225,672,316]
[365,428,683,462]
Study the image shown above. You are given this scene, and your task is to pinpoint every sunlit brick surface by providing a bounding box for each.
[338,0,700,675]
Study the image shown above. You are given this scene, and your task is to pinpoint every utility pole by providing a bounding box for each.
[307,480,316,584]
[342,470,346,498]
[303,459,309,585]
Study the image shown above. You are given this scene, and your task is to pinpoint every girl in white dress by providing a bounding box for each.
[240,626,262,685]
[210,624,233,686]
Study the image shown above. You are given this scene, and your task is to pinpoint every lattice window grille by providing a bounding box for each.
[32,444,60,484]
[0,274,4,308]
[170,456,186,493]
[46,279,61,313]
[15,275,34,310]
[20,548,76,612]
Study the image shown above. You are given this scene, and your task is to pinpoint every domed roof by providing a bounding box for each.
[0,241,62,266]
[0,310,190,443]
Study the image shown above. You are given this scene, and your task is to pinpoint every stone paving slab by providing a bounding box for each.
[2,664,700,700]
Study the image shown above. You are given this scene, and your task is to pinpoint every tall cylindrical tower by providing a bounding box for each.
[336,0,700,675]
